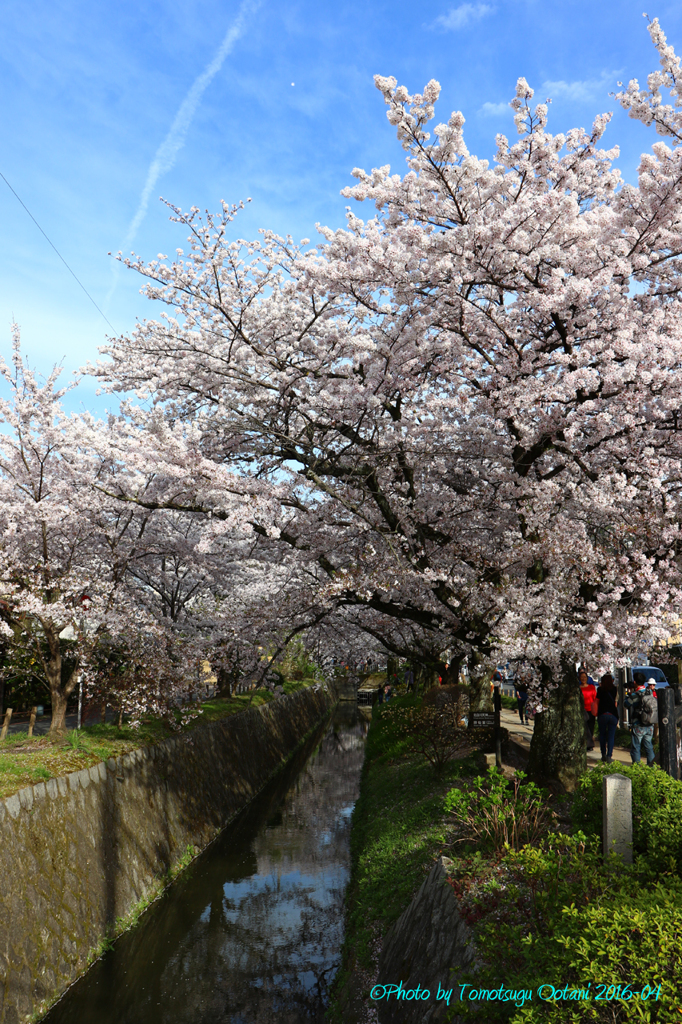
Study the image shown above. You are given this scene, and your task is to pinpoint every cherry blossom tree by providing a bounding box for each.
[86,19,682,787]
[0,333,140,735]
[0,336,241,734]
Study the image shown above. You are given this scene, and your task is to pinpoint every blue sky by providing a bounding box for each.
[1,0,680,412]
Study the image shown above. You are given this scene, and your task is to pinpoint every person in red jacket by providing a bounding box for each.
[579,668,598,752]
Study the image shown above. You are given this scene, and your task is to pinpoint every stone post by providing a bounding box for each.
[603,773,632,864]
[28,706,37,738]
[658,687,679,779]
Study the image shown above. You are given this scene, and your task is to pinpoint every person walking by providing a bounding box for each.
[596,673,619,763]
[579,668,598,751]
[648,677,666,744]
[515,675,529,725]
[624,672,657,766]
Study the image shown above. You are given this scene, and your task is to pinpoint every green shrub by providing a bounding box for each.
[279,640,320,681]
[454,836,682,1023]
[445,768,556,853]
[571,762,682,873]
[383,698,469,771]
[66,729,83,750]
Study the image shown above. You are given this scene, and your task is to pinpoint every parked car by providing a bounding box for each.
[630,666,669,689]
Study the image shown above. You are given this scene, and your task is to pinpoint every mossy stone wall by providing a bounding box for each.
[0,686,332,1023]
[377,856,474,1024]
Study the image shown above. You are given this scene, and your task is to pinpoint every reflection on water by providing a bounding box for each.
[44,705,367,1024]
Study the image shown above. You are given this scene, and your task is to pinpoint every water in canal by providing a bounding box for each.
[44,704,367,1024]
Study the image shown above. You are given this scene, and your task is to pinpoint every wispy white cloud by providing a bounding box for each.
[541,69,620,103]
[431,3,495,31]
[107,0,260,308]
[479,100,508,117]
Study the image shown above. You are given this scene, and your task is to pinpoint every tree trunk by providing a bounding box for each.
[415,662,438,694]
[216,666,234,698]
[42,625,79,739]
[49,685,69,737]
[527,660,586,791]
[439,655,463,686]
[468,651,493,712]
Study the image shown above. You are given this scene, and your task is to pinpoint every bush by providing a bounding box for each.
[571,762,682,873]
[444,768,556,853]
[383,697,470,771]
[454,835,682,1023]
[279,640,320,682]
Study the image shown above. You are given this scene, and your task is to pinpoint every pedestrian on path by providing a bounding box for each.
[579,669,597,751]
[648,677,665,744]
[624,672,656,766]
[596,673,619,763]
[515,675,529,725]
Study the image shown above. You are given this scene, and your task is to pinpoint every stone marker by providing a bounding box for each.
[603,773,632,864]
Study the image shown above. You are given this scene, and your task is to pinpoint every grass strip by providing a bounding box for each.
[328,696,479,1022]
[0,678,316,800]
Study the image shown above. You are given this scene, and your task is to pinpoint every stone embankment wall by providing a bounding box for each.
[328,671,359,702]
[377,856,474,1024]
[0,686,332,1024]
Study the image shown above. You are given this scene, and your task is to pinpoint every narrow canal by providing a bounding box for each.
[44,704,367,1024]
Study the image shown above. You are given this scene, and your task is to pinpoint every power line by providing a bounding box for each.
[0,170,116,332]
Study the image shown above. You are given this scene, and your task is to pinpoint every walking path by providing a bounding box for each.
[3,708,117,736]
[500,708,633,766]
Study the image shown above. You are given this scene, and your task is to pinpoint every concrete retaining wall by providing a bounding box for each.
[0,686,332,1023]
[377,857,475,1024]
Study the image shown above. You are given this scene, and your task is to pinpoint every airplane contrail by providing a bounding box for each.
[107,0,260,310]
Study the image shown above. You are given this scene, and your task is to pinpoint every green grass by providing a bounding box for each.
[0,681,316,800]
[282,678,317,695]
[332,698,682,1023]
[328,696,479,1022]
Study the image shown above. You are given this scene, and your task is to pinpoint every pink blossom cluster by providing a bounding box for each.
[7,23,682,731]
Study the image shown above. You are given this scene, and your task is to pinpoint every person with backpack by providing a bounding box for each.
[624,672,657,766]
[595,673,619,763]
